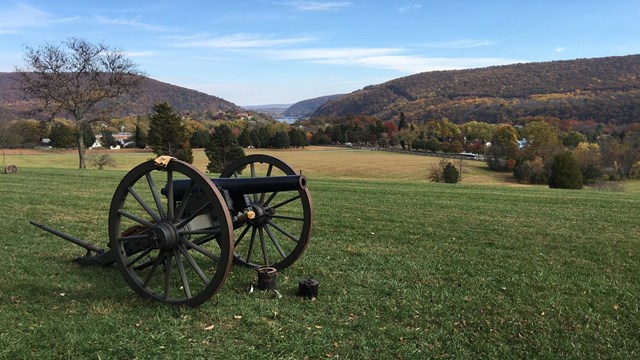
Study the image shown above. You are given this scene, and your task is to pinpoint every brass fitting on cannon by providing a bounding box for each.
[234,209,256,224]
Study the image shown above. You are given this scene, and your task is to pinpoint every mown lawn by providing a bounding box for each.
[0,152,639,358]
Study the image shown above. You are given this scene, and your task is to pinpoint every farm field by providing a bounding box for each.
[0,149,639,358]
[5,146,639,191]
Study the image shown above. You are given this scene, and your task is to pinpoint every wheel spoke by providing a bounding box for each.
[176,200,213,228]
[179,244,209,284]
[118,233,152,242]
[181,238,220,261]
[180,228,221,236]
[264,224,286,259]
[174,249,191,299]
[234,224,251,247]
[145,172,167,220]
[125,247,154,268]
[271,214,305,221]
[258,226,269,265]
[259,164,274,203]
[266,220,300,243]
[167,170,174,220]
[268,194,301,210]
[127,187,161,223]
[174,180,195,221]
[263,191,279,207]
[192,233,219,246]
[250,163,258,203]
[142,251,164,287]
[117,209,155,228]
[246,226,257,263]
[163,254,172,299]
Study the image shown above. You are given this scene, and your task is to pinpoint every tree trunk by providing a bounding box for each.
[77,123,86,169]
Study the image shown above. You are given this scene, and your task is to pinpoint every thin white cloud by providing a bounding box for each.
[423,39,493,49]
[172,33,316,48]
[281,1,352,11]
[262,46,524,73]
[95,15,177,32]
[399,4,422,14]
[263,47,403,60]
[555,47,566,53]
[0,3,79,34]
[352,56,525,73]
[124,51,157,58]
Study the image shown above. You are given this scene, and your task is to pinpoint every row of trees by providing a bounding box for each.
[305,113,640,187]
[142,102,304,173]
[0,118,129,149]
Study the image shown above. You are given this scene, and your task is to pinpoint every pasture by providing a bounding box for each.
[1,148,639,358]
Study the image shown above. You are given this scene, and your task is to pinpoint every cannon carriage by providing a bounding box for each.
[31,154,313,307]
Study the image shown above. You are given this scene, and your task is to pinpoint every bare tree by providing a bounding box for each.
[16,38,144,169]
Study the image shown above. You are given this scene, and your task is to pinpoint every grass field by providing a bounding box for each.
[4,146,634,189]
[1,149,639,358]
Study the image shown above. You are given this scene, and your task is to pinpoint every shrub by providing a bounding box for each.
[549,152,583,189]
[428,162,444,182]
[443,162,460,183]
[89,153,116,170]
[514,157,548,184]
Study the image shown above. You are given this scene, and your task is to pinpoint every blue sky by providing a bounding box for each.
[1,1,639,106]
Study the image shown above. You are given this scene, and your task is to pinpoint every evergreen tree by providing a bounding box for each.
[443,162,460,183]
[238,127,252,147]
[147,102,193,163]
[101,129,118,147]
[331,125,343,143]
[272,131,291,149]
[289,128,306,148]
[398,112,408,130]
[249,128,261,148]
[549,152,583,189]
[81,124,96,148]
[258,127,270,148]
[190,129,210,148]
[134,123,148,149]
[205,124,245,173]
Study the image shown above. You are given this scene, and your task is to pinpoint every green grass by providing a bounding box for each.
[1,155,639,358]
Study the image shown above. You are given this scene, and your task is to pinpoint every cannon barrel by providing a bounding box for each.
[169,174,306,200]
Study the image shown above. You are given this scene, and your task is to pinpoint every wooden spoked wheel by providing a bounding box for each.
[108,158,234,307]
[220,155,313,270]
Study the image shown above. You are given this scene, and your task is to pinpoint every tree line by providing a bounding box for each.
[304,112,640,188]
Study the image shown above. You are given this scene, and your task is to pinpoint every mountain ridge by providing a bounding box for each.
[312,54,640,124]
[0,73,242,122]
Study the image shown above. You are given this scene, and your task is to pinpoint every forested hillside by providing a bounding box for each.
[0,73,241,122]
[313,55,640,124]
[283,94,344,117]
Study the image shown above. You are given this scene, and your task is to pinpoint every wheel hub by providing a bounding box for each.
[249,203,273,226]
[150,222,180,249]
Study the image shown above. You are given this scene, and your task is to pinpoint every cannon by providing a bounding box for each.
[30,154,313,307]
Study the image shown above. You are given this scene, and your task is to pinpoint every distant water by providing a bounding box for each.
[276,117,299,124]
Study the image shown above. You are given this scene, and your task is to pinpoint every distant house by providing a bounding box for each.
[91,132,132,149]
